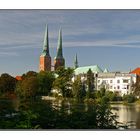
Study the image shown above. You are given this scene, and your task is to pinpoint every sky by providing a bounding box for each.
[1,10,140,76]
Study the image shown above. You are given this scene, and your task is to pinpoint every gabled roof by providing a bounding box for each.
[104,68,109,73]
[15,76,22,81]
[130,67,140,76]
[74,65,103,75]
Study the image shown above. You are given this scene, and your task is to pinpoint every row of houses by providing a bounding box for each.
[73,65,138,96]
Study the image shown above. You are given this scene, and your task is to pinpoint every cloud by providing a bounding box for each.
[1,10,140,56]
[0,51,19,56]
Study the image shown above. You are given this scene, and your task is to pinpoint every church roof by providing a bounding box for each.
[41,24,50,57]
[130,67,140,76]
[74,65,103,75]
[104,68,109,73]
[56,28,63,59]
[15,76,22,81]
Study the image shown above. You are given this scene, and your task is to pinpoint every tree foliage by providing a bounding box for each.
[72,76,86,100]
[0,73,17,95]
[53,67,74,97]
[86,69,94,98]
[37,71,55,96]
[15,76,39,98]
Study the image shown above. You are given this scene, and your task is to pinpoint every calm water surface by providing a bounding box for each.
[111,104,140,129]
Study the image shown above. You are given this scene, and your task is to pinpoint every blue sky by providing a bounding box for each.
[1,10,140,76]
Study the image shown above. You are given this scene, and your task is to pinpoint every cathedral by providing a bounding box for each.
[39,25,65,71]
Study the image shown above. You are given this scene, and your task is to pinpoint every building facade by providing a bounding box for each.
[97,72,136,96]
[73,66,136,96]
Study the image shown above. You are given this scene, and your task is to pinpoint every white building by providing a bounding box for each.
[96,72,136,96]
[74,65,137,96]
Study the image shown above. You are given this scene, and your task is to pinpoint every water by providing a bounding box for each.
[2,97,140,129]
[45,98,140,129]
[111,104,140,129]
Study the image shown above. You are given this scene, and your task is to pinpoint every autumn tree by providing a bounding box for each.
[22,71,37,80]
[0,73,17,95]
[15,76,38,98]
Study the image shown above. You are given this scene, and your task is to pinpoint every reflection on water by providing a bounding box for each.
[3,97,140,129]
[111,104,140,129]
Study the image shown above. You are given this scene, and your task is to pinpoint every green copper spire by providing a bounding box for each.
[41,24,50,56]
[56,28,63,58]
[74,53,79,69]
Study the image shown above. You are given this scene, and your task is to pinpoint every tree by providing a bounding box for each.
[0,73,17,95]
[37,71,55,96]
[53,67,74,98]
[22,71,37,80]
[131,75,140,98]
[96,97,117,128]
[72,76,86,100]
[123,94,136,103]
[15,76,39,98]
[86,69,94,98]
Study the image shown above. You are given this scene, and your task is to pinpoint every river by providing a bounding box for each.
[111,104,140,129]
[2,97,140,129]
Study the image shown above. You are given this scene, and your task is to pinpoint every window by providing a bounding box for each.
[123,79,129,83]
[110,86,112,89]
[117,86,120,89]
[98,80,100,83]
[127,85,129,89]
[110,80,113,83]
[117,80,120,83]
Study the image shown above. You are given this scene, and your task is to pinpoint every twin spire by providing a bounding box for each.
[42,25,50,56]
[40,25,64,71]
[40,24,78,71]
[42,25,63,59]
[56,28,63,59]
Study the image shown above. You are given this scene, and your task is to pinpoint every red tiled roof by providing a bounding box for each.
[15,76,22,81]
[130,67,140,76]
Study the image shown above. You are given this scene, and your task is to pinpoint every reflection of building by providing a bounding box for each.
[39,25,65,71]
[73,65,136,96]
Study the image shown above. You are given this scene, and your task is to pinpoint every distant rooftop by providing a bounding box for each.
[98,72,134,78]
[104,68,109,73]
[130,67,140,76]
[74,65,103,75]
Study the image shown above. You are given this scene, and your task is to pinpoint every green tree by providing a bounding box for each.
[96,97,117,128]
[123,94,136,103]
[37,71,55,96]
[86,69,94,98]
[53,67,74,97]
[72,76,86,100]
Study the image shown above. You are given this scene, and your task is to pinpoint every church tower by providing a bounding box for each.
[54,28,65,70]
[74,53,78,69]
[39,25,51,71]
